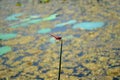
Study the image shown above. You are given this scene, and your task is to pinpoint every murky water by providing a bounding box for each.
[0,0,120,80]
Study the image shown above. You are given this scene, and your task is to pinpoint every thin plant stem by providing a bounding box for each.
[58,40,63,80]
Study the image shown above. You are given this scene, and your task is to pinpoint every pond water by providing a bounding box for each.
[0,0,120,80]
[73,22,106,30]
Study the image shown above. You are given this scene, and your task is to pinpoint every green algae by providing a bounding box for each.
[16,2,22,7]
[5,13,23,21]
[73,22,105,30]
[0,33,17,40]
[40,0,50,3]
[0,46,12,55]
[0,0,119,80]
[11,22,29,28]
[11,18,42,28]
[27,18,42,24]
[55,20,77,27]
[49,37,56,43]
[42,14,58,21]
[64,35,74,39]
[37,28,51,34]
[10,14,57,28]
[29,15,41,19]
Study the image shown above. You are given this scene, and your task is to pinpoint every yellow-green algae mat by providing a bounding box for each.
[0,46,12,55]
[10,14,58,28]
[0,33,17,40]
[0,33,15,55]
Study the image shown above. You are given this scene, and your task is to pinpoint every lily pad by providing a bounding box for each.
[73,22,105,30]
[0,46,12,55]
[0,33,17,40]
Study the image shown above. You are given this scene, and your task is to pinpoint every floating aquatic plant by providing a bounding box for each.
[16,2,22,7]
[37,28,51,34]
[55,20,77,27]
[43,14,58,21]
[27,18,42,24]
[5,13,23,21]
[73,22,105,30]
[11,18,42,28]
[39,0,50,3]
[0,33,17,40]
[49,37,56,43]
[10,14,57,28]
[0,46,12,55]
[11,22,29,28]
[29,14,41,19]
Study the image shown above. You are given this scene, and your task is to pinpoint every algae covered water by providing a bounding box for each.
[0,0,120,80]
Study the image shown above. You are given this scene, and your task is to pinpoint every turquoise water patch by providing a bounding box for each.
[11,18,42,28]
[20,18,31,22]
[55,20,77,27]
[27,18,42,24]
[64,35,74,39]
[11,22,29,28]
[5,13,23,21]
[42,14,58,21]
[73,22,105,30]
[49,37,56,43]
[10,14,57,28]
[29,14,41,19]
[0,33,17,40]
[37,28,51,34]
[0,46,12,55]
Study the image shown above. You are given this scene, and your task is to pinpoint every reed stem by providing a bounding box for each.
[58,40,63,80]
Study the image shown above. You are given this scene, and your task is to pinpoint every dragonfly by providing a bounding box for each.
[49,34,62,40]
[49,33,63,80]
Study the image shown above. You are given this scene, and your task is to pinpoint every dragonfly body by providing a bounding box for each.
[50,34,62,40]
